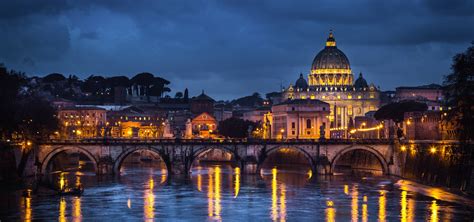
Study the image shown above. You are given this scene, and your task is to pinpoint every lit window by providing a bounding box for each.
[357,95,362,99]
[369,93,375,99]
[348,95,352,99]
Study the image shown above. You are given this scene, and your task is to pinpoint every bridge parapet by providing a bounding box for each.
[38,138,394,146]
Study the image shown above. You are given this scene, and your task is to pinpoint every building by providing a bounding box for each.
[267,99,330,139]
[191,112,217,138]
[403,111,456,140]
[281,32,380,138]
[58,107,107,138]
[395,84,444,111]
[242,107,271,123]
[106,106,165,139]
[191,91,215,115]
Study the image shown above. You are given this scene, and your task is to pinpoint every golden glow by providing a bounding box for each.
[127,198,132,209]
[401,145,407,151]
[208,166,222,220]
[208,168,214,217]
[197,166,202,192]
[348,95,352,99]
[379,191,386,222]
[73,197,82,221]
[234,167,240,198]
[344,185,349,195]
[59,173,66,190]
[350,125,383,133]
[326,200,336,222]
[271,168,278,221]
[23,196,32,222]
[406,120,411,125]
[430,147,437,154]
[144,177,155,220]
[215,167,221,219]
[270,168,287,221]
[59,197,66,222]
[351,186,359,222]
[430,200,438,222]
[326,41,336,47]
[362,202,368,222]
[307,169,313,180]
[311,68,351,75]
[401,190,407,222]
[160,169,167,184]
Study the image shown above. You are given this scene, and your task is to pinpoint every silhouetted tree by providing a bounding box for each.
[231,92,264,107]
[184,88,189,102]
[443,42,474,142]
[175,92,183,99]
[42,73,66,83]
[374,101,427,123]
[218,118,257,138]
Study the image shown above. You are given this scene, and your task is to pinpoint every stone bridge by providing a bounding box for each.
[35,139,399,176]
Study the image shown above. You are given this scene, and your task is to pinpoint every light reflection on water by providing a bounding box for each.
[1,164,474,221]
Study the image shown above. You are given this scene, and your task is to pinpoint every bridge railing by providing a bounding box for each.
[37,137,395,145]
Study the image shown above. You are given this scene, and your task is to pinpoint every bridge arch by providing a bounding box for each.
[190,146,242,171]
[258,146,316,173]
[113,146,169,175]
[330,145,389,175]
[41,146,99,174]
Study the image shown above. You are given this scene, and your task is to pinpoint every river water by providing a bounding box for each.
[1,163,474,221]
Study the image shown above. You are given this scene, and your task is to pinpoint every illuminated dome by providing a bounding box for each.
[308,32,353,87]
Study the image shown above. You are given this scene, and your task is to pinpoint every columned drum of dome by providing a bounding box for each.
[308,32,353,87]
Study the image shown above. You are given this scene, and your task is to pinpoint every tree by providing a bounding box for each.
[175,92,183,99]
[374,101,428,123]
[443,43,474,142]
[218,118,257,138]
[184,88,189,102]
[42,73,66,83]
[231,92,264,107]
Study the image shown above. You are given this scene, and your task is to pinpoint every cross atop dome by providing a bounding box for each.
[326,30,336,47]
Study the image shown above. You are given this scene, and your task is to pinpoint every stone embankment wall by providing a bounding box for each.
[395,142,474,194]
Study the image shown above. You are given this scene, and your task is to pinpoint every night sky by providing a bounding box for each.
[1,0,473,100]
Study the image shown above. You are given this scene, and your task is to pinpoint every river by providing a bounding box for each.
[1,163,473,221]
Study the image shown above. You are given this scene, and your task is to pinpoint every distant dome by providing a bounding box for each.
[354,73,368,89]
[295,73,308,89]
[311,32,351,71]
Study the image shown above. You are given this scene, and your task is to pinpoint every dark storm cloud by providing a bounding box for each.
[0,0,473,99]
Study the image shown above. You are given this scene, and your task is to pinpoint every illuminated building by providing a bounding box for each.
[269,99,330,139]
[282,32,380,138]
[106,106,165,139]
[191,112,217,138]
[58,106,107,138]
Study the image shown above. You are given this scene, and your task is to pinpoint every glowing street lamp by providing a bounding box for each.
[430,147,436,154]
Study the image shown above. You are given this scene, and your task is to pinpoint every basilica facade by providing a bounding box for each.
[282,32,380,137]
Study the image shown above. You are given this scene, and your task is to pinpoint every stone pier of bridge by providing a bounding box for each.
[34,139,400,177]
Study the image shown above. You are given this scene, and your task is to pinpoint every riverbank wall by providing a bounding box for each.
[393,141,474,195]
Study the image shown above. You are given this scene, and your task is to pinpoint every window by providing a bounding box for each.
[348,105,353,115]
[357,95,362,99]
[348,94,352,99]
[292,107,295,111]
[291,122,295,129]
[369,93,375,99]
[306,119,311,129]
